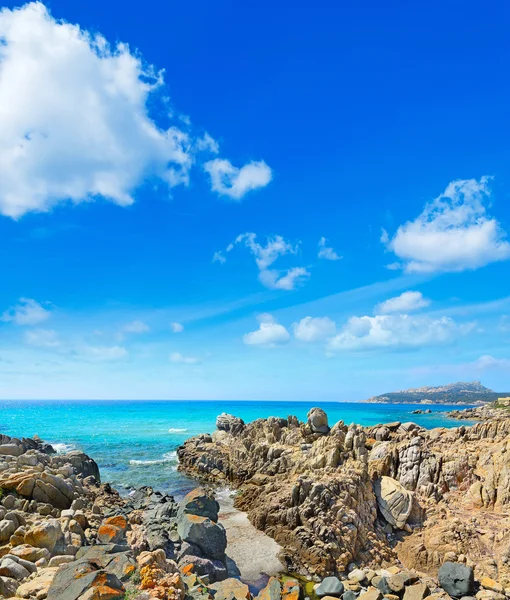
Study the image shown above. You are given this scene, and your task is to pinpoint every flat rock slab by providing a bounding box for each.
[217,490,283,590]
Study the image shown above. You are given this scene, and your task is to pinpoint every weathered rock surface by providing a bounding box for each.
[178,405,510,581]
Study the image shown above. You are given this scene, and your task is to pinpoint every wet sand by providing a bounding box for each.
[217,489,284,590]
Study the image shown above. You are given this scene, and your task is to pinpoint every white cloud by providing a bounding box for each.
[24,328,60,347]
[170,322,184,333]
[78,345,128,361]
[258,267,310,290]
[123,320,150,334]
[169,351,200,364]
[1,298,50,325]
[243,313,290,346]
[195,132,219,154]
[383,177,510,273]
[0,2,201,218]
[318,237,341,261]
[212,251,226,264]
[375,291,430,315]
[219,232,310,291]
[328,313,467,351]
[204,158,272,200]
[293,316,336,342]
[472,355,510,371]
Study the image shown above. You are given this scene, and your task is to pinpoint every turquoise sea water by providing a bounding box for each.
[0,400,472,499]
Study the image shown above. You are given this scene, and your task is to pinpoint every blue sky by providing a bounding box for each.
[0,0,509,400]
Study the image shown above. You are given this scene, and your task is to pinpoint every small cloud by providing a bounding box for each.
[1,298,51,326]
[212,251,226,264]
[243,313,290,347]
[204,158,272,200]
[318,237,342,261]
[123,320,150,334]
[382,177,510,273]
[258,267,310,291]
[293,316,336,342]
[78,345,128,361]
[195,132,219,154]
[472,355,510,371]
[171,322,184,333]
[169,351,200,364]
[375,291,431,315]
[24,328,60,348]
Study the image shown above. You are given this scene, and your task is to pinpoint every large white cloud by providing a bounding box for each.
[204,159,272,200]
[375,291,430,315]
[293,316,336,342]
[243,313,290,346]
[0,3,269,218]
[328,313,469,351]
[383,177,510,273]
[1,298,50,325]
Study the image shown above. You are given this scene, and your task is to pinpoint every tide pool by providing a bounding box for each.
[0,400,472,498]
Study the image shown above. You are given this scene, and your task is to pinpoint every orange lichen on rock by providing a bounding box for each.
[103,515,128,532]
[139,564,185,600]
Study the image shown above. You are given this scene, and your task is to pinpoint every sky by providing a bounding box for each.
[0,0,509,400]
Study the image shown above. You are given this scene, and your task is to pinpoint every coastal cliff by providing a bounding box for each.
[178,408,510,586]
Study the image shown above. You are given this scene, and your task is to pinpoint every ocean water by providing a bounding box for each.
[0,400,472,499]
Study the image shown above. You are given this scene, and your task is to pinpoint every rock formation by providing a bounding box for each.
[178,407,510,588]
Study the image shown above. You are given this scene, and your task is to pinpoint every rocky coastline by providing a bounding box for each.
[0,403,508,600]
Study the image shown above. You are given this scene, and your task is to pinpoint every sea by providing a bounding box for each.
[0,400,473,499]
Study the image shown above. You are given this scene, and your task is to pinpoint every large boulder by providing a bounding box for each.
[46,558,125,600]
[307,408,330,434]
[438,562,474,598]
[216,414,245,435]
[316,577,344,597]
[178,488,219,522]
[177,513,227,560]
[16,567,58,599]
[373,476,414,529]
[24,519,65,554]
[64,451,101,482]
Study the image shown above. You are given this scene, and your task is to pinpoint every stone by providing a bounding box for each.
[374,477,414,529]
[476,592,505,600]
[178,488,220,522]
[16,567,58,598]
[0,556,31,580]
[0,518,16,542]
[25,519,65,554]
[307,408,330,434]
[0,444,23,456]
[103,515,128,532]
[438,563,474,598]
[216,414,245,434]
[49,555,76,567]
[282,578,301,600]
[257,577,282,600]
[403,584,430,600]
[97,524,125,544]
[177,513,227,560]
[359,590,383,600]
[480,579,504,594]
[0,574,20,598]
[178,555,227,583]
[316,577,345,598]
[10,544,50,563]
[343,592,357,600]
[349,569,367,584]
[210,577,250,600]
[46,558,125,600]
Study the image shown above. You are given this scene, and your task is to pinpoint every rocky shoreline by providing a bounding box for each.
[0,403,508,600]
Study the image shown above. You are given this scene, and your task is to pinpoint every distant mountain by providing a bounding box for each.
[365,381,504,405]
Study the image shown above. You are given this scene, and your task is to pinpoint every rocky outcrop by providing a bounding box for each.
[178,408,510,584]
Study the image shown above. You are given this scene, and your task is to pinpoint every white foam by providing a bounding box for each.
[168,428,187,433]
[52,443,75,454]
[129,450,177,467]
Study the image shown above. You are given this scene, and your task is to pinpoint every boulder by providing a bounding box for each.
[403,583,430,600]
[343,592,357,600]
[257,576,282,600]
[0,518,16,542]
[373,476,414,529]
[438,563,474,598]
[358,590,383,600]
[10,544,50,563]
[178,554,227,583]
[46,558,125,600]
[24,519,65,554]
[210,578,250,600]
[307,408,330,434]
[0,556,31,580]
[177,513,227,560]
[216,414,245,435]
[178,488,220,522]
[64,451,101,482]
[282,578,301,600]
[316,577,344,598]
[97,524,125,544]
[0,574,20,597]
[0,444,23,456]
